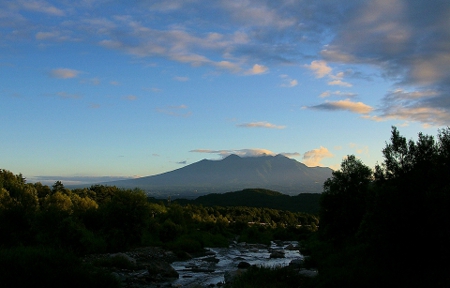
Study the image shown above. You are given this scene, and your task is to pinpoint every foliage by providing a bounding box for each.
[0,246,120,288]
[229,265,311,288]
[307,126,450,287]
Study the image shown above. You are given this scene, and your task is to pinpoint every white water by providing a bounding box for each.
[170,241,304,287]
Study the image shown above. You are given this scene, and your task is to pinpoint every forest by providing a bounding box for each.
[1,126,449,287]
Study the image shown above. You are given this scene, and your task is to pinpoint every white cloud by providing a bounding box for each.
[50,68,80,79]
[328,79,352,87]
[237,121,286,129]
[246,64,268,75]
[303,146,334,167]
[304,60,332,78]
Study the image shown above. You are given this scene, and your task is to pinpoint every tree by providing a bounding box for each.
[319,155,372,243]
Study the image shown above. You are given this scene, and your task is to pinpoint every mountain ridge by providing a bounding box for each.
[99,154,332,197]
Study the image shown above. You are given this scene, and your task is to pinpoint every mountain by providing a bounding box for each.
[101,154,332,197]
[171,188,322,214]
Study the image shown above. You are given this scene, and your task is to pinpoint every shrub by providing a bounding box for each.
[0,246,119,288]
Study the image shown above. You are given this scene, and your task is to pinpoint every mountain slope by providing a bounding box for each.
[104,154,332,196]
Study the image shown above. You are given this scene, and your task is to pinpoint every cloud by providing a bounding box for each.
[370,88,450,126]
[328,79,352,87]
[304,60,332,78]
[246,64,268,75]
[176,160,187,165]
[50,68,80,79]
[308,99,373,114]
[156,104,191,117]
[55,92,81,99]
[174,76,189,81]
[237,121,286,129]
[123,95,137,101]
[303,146,334,167]
[280,74,298,87]
[18,0,65,16]
[280,152,301,158]
[349,143,369,156]
[190,148,276,158]
[27,175,136,186]
[319,90,357,98]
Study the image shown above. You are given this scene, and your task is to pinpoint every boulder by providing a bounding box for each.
[147,261,179,281]
[270,250,285,258]
[289,258,304,268]
[237,261,251,269]
[285,244,299,250]
[224,270,244,284]
[110,252,136,265]
[202,256,220,263]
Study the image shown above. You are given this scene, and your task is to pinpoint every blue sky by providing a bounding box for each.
[1,0,449,185]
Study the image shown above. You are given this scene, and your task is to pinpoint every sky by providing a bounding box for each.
[1,0,450,185]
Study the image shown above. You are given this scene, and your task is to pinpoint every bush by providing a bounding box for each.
[229,265,310,288]
[0,246,119,288]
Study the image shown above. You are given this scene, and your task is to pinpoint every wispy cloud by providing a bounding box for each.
[174,76,189,82]
[18,0,65,16]
[156,104,191,117]
[49,68,80,79]
[123,95,137,101]
[190,148,276,158]
[303,146,333,167]
[280,74,298,87]
[319,90,357,98]
[237,121,286,129]
[55,92,81,99]
[308,99,373,114]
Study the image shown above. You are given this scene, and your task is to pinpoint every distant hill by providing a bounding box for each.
[172,188,322,214]
[101,154,332,197]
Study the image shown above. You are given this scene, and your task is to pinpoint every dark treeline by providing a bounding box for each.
[305,127,450,287]
[172,188,321,214]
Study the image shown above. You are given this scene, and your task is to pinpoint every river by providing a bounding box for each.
[169,240,304,287]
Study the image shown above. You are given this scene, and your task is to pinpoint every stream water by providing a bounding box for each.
[170,241,304,287]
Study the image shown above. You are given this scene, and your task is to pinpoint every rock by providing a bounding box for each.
[204,250,216,256]
[273,240,284,246]
[147,261,179,281]
[202,256,220,263]
[269,250,285,258]
[224,270,244,284]
[298,269,318,278]
[110,252,136,265]
[285,244,299,250]
[237,261,251,269]
[289,259,304,268]
[191,268,215,273]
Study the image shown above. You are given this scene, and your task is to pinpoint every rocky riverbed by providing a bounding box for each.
[83,241,317,288]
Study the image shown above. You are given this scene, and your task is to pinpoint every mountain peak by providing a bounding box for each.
[223,154,241,160]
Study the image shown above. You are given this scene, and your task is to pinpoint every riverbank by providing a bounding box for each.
[82,241,317,288]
